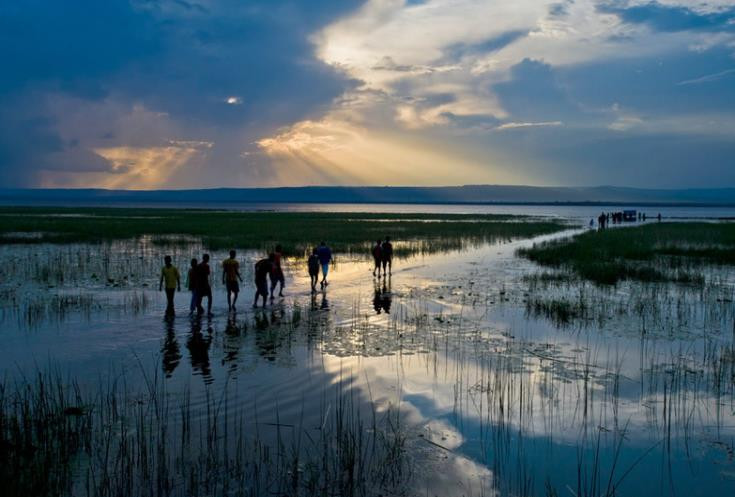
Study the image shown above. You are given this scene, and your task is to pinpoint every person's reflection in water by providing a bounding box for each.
[381,277,392,314]
[320,290,329,310]
[187,316,213,384]
[161,315,181,377]
[372,278,392,314]
[373,280,383,314]
[222,315,244,372]
[252,311,279,362]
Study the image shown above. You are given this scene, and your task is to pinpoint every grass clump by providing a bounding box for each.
[0,207,567,257]
[518,223,732,285]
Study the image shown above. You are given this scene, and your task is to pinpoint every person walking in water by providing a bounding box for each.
[308,247,320,293]
[186,258,198,314]
[159,255,181,314]
[270,244,285,300]
[196,253,213,316]
[381,236,393,276]
[372,239,382,277]
[253,253,274,308]
[317,241,332,289]
[222,250,242,311]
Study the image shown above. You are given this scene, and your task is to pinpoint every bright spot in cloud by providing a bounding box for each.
[226,96,243,105]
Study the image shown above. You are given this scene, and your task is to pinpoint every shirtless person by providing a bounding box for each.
[222,250,242,311]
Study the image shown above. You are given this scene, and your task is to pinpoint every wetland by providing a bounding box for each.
[1,207,734,496]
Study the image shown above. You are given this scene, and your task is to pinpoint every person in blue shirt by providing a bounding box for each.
[316,241,332,289]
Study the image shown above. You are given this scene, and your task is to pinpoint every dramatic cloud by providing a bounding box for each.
[2,0,735,188]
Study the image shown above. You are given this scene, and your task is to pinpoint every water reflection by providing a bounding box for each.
[222,315,244,372]
[161,315,181,377]
[372,277,392,314]
[186,316,213,384]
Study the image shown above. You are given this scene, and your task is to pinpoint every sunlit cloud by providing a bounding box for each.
[495,121,563,131]
[40,143,208,189]
[225,96,243,105]
[257,114,520,186]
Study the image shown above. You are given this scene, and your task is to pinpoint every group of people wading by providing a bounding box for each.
[160,238,392,313]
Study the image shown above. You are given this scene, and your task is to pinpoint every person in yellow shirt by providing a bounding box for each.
[222,250,243,311]
[159,255,181,314]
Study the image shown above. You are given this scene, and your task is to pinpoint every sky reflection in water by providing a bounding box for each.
[0,230,734,495]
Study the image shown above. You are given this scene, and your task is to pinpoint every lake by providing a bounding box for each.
[1,210,734,496]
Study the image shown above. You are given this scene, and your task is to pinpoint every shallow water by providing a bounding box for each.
[1,228,734,496]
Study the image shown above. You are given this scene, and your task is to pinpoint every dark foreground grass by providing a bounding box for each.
[0,206,566,256]
[1,368,410,497]
[518,222,735,285]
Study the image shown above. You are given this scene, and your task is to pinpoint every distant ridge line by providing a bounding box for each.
[1,185,734,207]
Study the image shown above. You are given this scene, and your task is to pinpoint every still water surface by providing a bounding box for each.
[1,224,734,495]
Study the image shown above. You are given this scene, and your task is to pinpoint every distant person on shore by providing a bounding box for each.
[196,254,213,316]
[222,250,242,311]
[186,258,198,314]
[317,241,332,289]
[657,213,662,222]
[372,239,382,277]
[381,236,393,276]
[270,244,285,299]
[308,247,320,293]
[253,254,274,308]
[159,256,181,314]
[598,212,606,230]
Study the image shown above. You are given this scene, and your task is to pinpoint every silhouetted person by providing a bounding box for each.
[196,254,213,316]
[317,241,332,289]
[162,316,181,377]
[222,250,242,311]
[372,239,382,277]
[186,258,198,314]
[657,213,662,222]
[270,244,285,299]
[381,236,393,275]
[253,254,273,308]
[159,255,181,314]
[308,247,320,293]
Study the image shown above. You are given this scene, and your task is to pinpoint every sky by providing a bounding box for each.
[1,0,734,190]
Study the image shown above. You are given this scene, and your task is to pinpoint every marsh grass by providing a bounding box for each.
[0,207,566,257]
[1,367,410,497]
[518,223,735,285]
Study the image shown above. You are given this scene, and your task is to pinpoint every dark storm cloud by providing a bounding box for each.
[481,52,735,188]
[0,0,364,186]
[599,1,735,32]
[493,59,579,121]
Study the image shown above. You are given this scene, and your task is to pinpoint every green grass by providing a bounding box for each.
[518,222,735,285]
[0,206,566,256]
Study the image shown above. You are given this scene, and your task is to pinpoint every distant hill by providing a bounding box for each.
[1,186,734,206]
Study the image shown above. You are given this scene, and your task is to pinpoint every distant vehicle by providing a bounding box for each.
[623,210,637,222]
